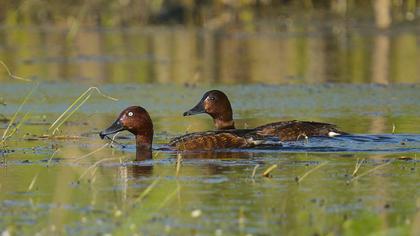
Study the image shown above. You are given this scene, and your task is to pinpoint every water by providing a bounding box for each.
[0,24,419,84]
[1,24,420,235]
[1,81,419,235]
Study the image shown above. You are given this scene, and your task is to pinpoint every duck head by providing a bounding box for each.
[100,106,154,151]
[183,90,235,130]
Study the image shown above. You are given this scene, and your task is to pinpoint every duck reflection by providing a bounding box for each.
[125,149,262,179]
[126,149,154,178]
[178,151,253,159]
[176,151,264,176]
[118,149,264,204]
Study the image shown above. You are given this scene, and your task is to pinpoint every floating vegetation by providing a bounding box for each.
[262,164,277,178]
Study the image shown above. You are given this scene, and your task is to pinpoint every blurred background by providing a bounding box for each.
[0,0,419,84]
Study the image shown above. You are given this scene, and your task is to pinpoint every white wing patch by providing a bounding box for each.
[328,131,341,137]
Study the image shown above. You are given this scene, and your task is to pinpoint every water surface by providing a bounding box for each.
[1,81,419,235]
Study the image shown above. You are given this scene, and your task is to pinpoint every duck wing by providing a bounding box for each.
[256,120,347,141]
[168,129,263,151]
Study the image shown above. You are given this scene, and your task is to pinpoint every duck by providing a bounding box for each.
[183,90,348,141]
[99,106,265,160]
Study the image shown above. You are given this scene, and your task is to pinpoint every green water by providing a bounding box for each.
[1,82,419,235]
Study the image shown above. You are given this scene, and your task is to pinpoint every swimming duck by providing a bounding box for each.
[183,90,348,141]
[99,106,264,159]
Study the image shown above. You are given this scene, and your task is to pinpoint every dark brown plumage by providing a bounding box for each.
[168,129,260,151]
[183,90,235,130]
[183,90,348,141]
[256,120,346,141]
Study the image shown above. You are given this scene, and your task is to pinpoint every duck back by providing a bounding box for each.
[168,129,262,151]
[256,120,347,141]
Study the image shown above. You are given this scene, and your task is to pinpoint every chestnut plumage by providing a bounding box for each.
[183,90,235,130]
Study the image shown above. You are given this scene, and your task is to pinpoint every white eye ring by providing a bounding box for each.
[128,112,134,117]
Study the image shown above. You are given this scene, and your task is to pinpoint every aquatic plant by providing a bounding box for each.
[0,84,37,148]
[0,60,32,82]
[48,87,118,136]
[295,161,329,183]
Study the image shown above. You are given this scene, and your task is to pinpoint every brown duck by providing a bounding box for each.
[99,106,264,159]
[183,90,348,141]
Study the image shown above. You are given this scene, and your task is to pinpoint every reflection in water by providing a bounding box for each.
[126,150,263,178]
[129,149,154,177]
[373,0,392,29]
[127,164,154,178]
[0,26,419,84]
[178,151,261,176]
[372,34,390,84]
[118,151,154,203]
[178,151,254,160]
[370,116,387,134]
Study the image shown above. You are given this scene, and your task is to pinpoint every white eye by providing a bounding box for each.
[128,112,134,117]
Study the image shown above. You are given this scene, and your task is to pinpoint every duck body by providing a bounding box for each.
[183,90,348,141]
[255,120,347,141]
[168,128,262,151]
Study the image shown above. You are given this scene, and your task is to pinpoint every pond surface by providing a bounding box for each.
[1,82,419,235]
[0,24,420,235]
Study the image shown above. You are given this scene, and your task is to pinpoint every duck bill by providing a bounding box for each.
[99,119,125,139]
[183,101,205,116]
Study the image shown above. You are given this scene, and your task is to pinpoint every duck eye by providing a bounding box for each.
[128,112,134,117]
[209,96,215,101]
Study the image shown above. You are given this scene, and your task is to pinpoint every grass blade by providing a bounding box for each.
[0,60,32,82]
[49,87,118,135]
[349,161,392,183]
[262,164,278,178]
[1,84,38,145]
[296,161,329,183]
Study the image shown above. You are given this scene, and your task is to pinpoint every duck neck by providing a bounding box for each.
[136,148,152,161]
[214,117,235,130]
[135,132,153,160]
